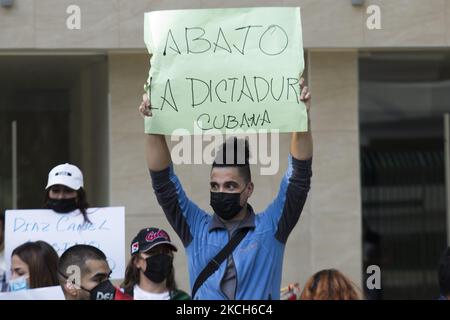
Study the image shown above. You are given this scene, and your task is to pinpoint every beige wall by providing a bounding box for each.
[109,50,361,292]
[308,51,362,284]
[1,0,450,49]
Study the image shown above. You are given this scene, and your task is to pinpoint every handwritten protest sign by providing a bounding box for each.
[4,207,125,280]
[144,7,306,135]
[0,286,65,300]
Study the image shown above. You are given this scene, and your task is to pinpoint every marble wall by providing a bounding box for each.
[1,0,450,49]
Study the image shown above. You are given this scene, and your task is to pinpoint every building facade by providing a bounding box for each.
[1,0,450,299]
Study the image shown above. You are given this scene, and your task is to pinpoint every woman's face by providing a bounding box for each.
[10,254,30,280]
[48,184,77,200]
[136,245,174,271]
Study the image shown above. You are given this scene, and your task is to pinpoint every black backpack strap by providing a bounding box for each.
[191,227,250,299]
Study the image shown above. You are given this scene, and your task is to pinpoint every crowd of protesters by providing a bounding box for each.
[1,78,449,301]
[0,157,449,300]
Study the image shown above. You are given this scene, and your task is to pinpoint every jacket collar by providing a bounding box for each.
[208,204,256,232]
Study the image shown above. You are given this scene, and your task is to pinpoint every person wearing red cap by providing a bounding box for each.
[121,227,190,300]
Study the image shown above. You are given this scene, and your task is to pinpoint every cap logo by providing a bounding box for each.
[131,241,139,254]
[145,230,169,242]
[55,171,72,177]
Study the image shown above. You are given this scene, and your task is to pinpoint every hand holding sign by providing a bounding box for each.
[299,77,311,113]
[143,7,307,135]
[139,93,152,117]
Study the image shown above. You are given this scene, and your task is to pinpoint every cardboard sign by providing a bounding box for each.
[5,207,125,280]
[0,286,65,300]
[144,7,306,135]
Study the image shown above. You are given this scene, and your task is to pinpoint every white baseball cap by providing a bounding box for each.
[45,163,84,190]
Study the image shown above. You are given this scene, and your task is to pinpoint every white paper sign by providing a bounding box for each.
[4,207,125,280]
[0,285,65,300]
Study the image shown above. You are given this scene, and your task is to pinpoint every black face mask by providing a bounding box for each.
[144,254,173,283]
[46,198,78,213]
[210,189,245,221]
[85,280,117,300]
[58,270,115,300]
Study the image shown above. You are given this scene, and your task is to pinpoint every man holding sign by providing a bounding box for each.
[141,7,312,300]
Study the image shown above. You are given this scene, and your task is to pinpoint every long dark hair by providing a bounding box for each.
[121,249,177,297]
[12,241,59,289]
[43,187,91,224]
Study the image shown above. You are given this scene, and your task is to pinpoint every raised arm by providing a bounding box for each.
[291,78,313,161]
[139,93,207,248]
[264,78,313,243]
[140,93,171,171]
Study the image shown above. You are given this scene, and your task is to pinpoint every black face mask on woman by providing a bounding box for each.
[46,198,78,213]
[144,254,174,283]
[210,187,247,220]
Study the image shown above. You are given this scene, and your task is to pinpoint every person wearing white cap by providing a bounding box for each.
[44,163,90,223]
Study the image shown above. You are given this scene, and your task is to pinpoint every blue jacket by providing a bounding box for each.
[149,155,312,300]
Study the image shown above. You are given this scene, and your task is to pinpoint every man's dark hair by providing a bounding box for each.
[212,137,251,183]
[438,247,450,297]
[58,244,107,277]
